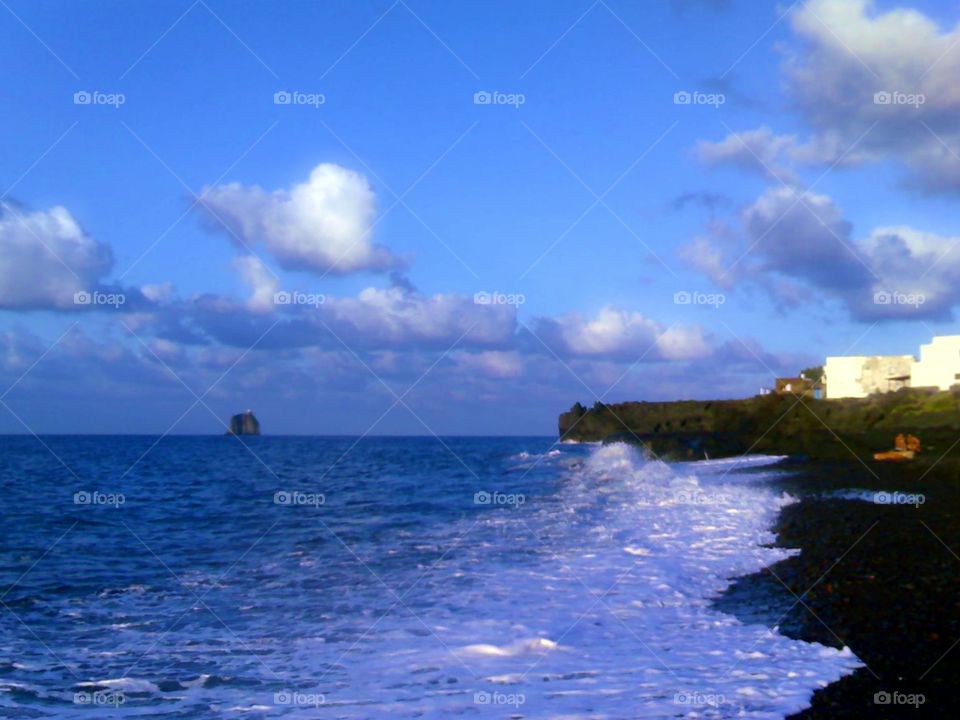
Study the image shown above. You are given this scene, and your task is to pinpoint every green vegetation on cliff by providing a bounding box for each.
[559,388,960,461]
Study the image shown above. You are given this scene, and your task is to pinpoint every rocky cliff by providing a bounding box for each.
[226,410,260,436]
[559,388,960,460]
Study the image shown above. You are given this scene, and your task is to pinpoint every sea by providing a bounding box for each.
[0,435,861,718]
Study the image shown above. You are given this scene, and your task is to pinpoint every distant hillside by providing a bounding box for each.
[559,388,960,461]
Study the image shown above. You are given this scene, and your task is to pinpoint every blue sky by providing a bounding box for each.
[3,0,960,434]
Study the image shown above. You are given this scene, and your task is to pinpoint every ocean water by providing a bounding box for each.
[0,436,861,719]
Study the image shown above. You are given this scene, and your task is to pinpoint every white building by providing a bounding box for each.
[910,335,960,390]
[824,354,913,399]
[824,335,960,399]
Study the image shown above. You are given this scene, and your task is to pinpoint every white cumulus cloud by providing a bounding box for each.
[233,255,280,313]
[0,202,113,310]
[534,306,712,361]
[198,163,401,274]
[324,286,516,349]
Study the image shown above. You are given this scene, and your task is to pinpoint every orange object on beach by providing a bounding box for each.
[873,449,915,462]
[874,433,921,462]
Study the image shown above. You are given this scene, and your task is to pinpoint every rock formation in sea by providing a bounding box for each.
[226,410,260,436]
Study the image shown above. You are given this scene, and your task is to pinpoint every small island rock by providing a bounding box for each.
[226,410,260,436]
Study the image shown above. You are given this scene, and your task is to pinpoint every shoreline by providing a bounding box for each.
[557,389,960,464]
[716,454,960,718]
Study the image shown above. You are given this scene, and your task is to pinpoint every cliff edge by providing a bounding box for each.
[559,388,960,461]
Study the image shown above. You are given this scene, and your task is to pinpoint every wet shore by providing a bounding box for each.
[719,451,960,718]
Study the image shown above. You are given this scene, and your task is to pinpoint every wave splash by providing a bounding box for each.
[439,443,861,718]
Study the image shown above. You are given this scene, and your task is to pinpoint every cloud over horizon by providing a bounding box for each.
[531,306,712,362]
[681,185,960,320]
[0,202,114,310]
[698,0,960,192]
[197,163,403,276]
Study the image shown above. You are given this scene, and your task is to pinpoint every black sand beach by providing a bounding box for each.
[720,450,960,718]
[560,393,960,716]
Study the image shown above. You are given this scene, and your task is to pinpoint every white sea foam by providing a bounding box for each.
[362,443,861,718]
[76,678,158,693]
[827,489,881,503]
[507,448,565,469]
[224,705,272,713]
[826,488,925,506]
[461,638,559,657]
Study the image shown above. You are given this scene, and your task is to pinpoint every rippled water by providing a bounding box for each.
[0,436,860,718]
